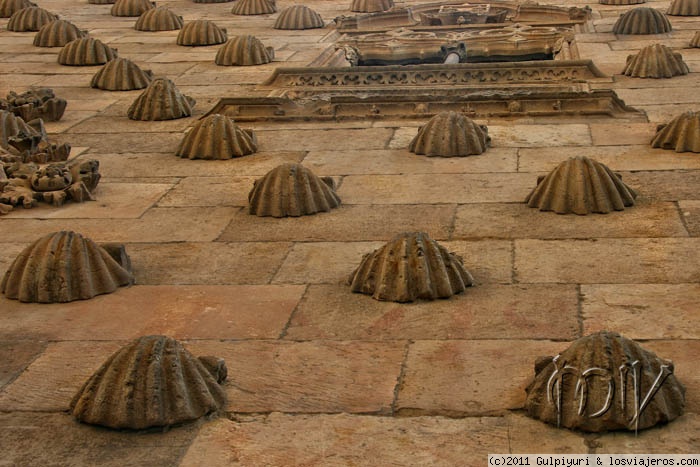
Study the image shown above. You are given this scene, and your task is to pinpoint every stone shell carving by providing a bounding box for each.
[691,31,700,47]
[231,0,276,15]
[409,111,490,157]
[2,88,67,122]
[525,156,637,215]
[525,331,685,432]
[58,38,118,66]
[215,36,274,66]
[176,20,227,46]
[350,0,394,13]
[1,231,133,303]
[349,231,474,303]
[612,8,673,35]
[273,5,324,30]
[176,114,257,159]
[90,58,153,91]
[248,163,340,217]
[622,44,689,78]
[6,6,58,31]
[33,19,86,47]
[110,0,155,17]
[127,77,195,121]
[651,111,700,152]
[71,335,226,429]
[0,0,36,18]
[599,0,645,5]
[134,7,182,31]
[667,0,700,15]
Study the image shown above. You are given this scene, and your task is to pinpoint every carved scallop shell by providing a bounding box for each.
[176,114,257,159]
[0,110,39,149]
[70,335,226,429]
[134,7,182,31]
[612,8,672,34]
[525,331,685,432]
[667,0,700,15]
[231,0,276,15]
[33,20,86,47]
[350,0,393,13]
[273,5,324,30]
[176,20,227,46]
[651,111,700,152]
[6,6,58,31]
[58,37,118,66]
[127,77,195,121]
[525,156,637,215]
[349,231,474,303]
[599,0,645,5]
[110,0,154,17]
[1,231,134,303]
[0,0,36,18]
[248,163,340,217]
[409,111,490,157]
[691,31,700,47]
[90,57,153,91]
[622,44,689,78]
[215,36,274,66]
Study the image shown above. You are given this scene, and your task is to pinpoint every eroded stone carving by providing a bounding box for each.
[350,0,393,13]
[409,111,490,157]
[0,0,35,18]
[691,31,700,47]
[651,111,700,153]
[667,0,700,15]
[134,6,182,31]
[1,230,132,302]
[525,156,637,215]
[622,44,689,78]
[231,0,276,15]
[273,5,324,30]
[177,20,227,46]
[127,77,195,120]
[110,0,155,17]
[349,231,474,303]
[248,163,340,217]
[71,335,226,429]
[525,331,685,432]
[176,114,257,159]
[33,19,86,47]
[6,6,58,31]
[91,58,153,91]
[1,88,66,122]
[58,37,118,66]
[215,35,274,66]
[612,8,672,35]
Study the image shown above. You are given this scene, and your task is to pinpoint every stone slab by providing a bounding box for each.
[592,413,700,454]
[679,200,700,236]
[255,128,394,152]
[157,176,257,207]
[185,340,406,413]
[507,413,588,454]
[0,340,46,389]
[616,87,700,106]
[284,283,579,341]
[621,170,700,201]
[396,340,565,416]
[55,132,183,153]
[589,122,658,146]
[66,115,196,134]
[0,285,304,340]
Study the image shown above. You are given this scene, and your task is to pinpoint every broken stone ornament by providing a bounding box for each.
[0,110,42,149]
[134,7,182,31]
[0,0,36,18]
[622,44,689,78]
[525,331,685,432]
[176,114,257,159]
[525,156,637,215]
[231,0,276,15]
[1,88,67,122]
[273,5,324,30]
[215,35,274,66]
[612,8,672,34]
[349,231,474,303]
[33,20,86,47]
[6,6,58,31]
[1,230,133,302]
[127,77,195,121]
[177,20,227,46]
[667,0,700,15]
[91,58,153,91]
[248,163,340,217]
[110,0,155,17]
[651,111,700,152]
[71,335,226,429]
[409,111,490,157]
[350,0,393,13]
[58,37,118,66]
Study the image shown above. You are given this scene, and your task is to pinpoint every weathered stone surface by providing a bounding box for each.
[186,340,405,413]
[256,128,393,151]
[593,413,700,453]
[179,414,509,466]
[0,339,46,388]
[507,413,588,453]
[589,123,658,146]
[157,177,256,207]
[679,200,700,235]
